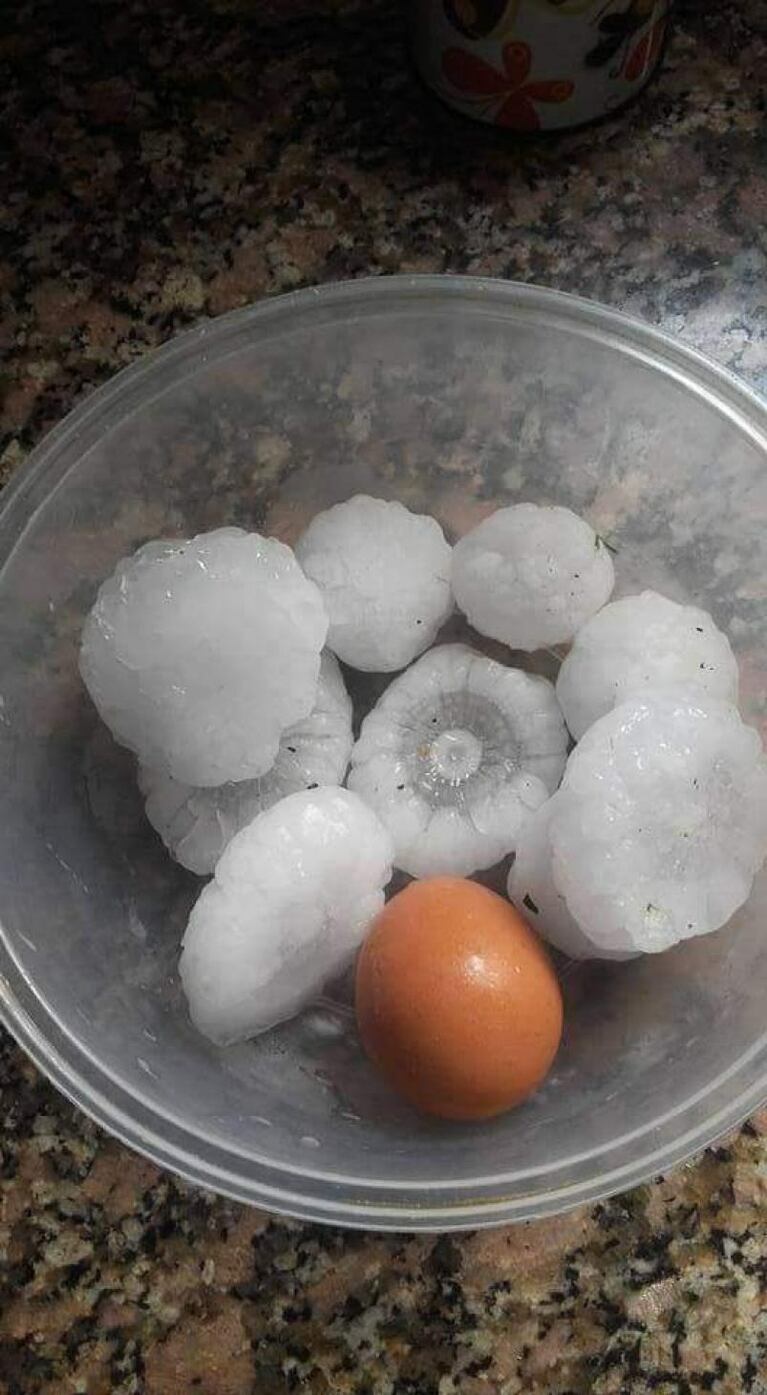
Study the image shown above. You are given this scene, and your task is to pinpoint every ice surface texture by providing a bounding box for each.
[508,799,634,961]
[296,495,453,671]
[549,689,767,955]
[349,643,568,878]
[80,528,328,786]
[452,503,614,651]
[139,652,353,874]
[556,590,739,739]
[179,787,393,1045]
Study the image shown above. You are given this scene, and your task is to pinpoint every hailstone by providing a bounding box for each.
[549,688,767,955]
[452,503,614,651]
[508,799,633,961]
[80,528,328,787]
[139,652,353,874]
[180,787,393,1045]
[556,589,739,739]
[295,495,453,671]
[348,643,568,878]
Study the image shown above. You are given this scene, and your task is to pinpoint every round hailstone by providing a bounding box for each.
[556,589,740,739]
[139,652,353,875]
[508,798,634,961]
[452,503,615,651]
[179,787,393,1045]
[549,688,767,956]
[295,495,453,672]
[348,643,568,878]
[80,528,328,787]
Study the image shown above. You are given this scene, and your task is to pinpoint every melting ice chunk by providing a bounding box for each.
[549,688,767,955]
[509,797,634,961]
[80,527,328,787]
[179,787,393,1044]
[556,589,739,739]
[452,502,614,651]
[296,495,453,672]
[349,643,568,878]
[140,652,353,874]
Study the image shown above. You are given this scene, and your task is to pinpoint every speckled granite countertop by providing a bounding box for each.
[2,1,767,1391]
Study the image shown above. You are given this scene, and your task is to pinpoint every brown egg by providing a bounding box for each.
[355,876,563,1120]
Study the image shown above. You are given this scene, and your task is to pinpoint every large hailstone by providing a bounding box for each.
[348,643,568,878]
[452,503,615,651]
[548,688,767,956]
[80,528,328,787]
[139,652,353,875]
[556,590,739,739]
[295,495,453,672]
[508,799,633,961]
[180,787,393,1045]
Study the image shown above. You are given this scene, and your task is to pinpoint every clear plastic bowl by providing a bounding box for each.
[1,277,765,1231]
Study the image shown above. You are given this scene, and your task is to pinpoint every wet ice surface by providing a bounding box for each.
[348,643,568,878]
[179,787,393,1045]
[138,652,353,874]
[79,504,764,1017]
[550,688,767,955]
[452,503,615,651]
[556,590,740,739]
[80,527,328,786]
[296,495,453,672]
[509,798,635,962]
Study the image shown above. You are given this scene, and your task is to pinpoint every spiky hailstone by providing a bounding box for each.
[452,503,615,651]
[548,688,767,956]
[508,798,634,961]
[556,590,739,740]
[348,643,568,878]
[80,528,328,787]
[295,495,453,672]
[139,652,353,875]
[180,787,393,1045]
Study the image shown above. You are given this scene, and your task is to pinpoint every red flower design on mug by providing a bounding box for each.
[623,15,666,82]
[442,39,574,130]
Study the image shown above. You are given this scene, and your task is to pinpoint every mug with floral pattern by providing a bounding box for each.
[412,0,670,131]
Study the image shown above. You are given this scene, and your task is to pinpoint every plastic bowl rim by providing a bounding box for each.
[1,273,767,1228]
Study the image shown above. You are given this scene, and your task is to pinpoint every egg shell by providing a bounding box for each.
[355,877,563,1120]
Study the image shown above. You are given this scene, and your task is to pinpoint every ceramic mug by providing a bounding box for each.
[412,0,670,131]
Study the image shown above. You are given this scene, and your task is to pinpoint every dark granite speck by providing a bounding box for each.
[2,0,767,1391]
